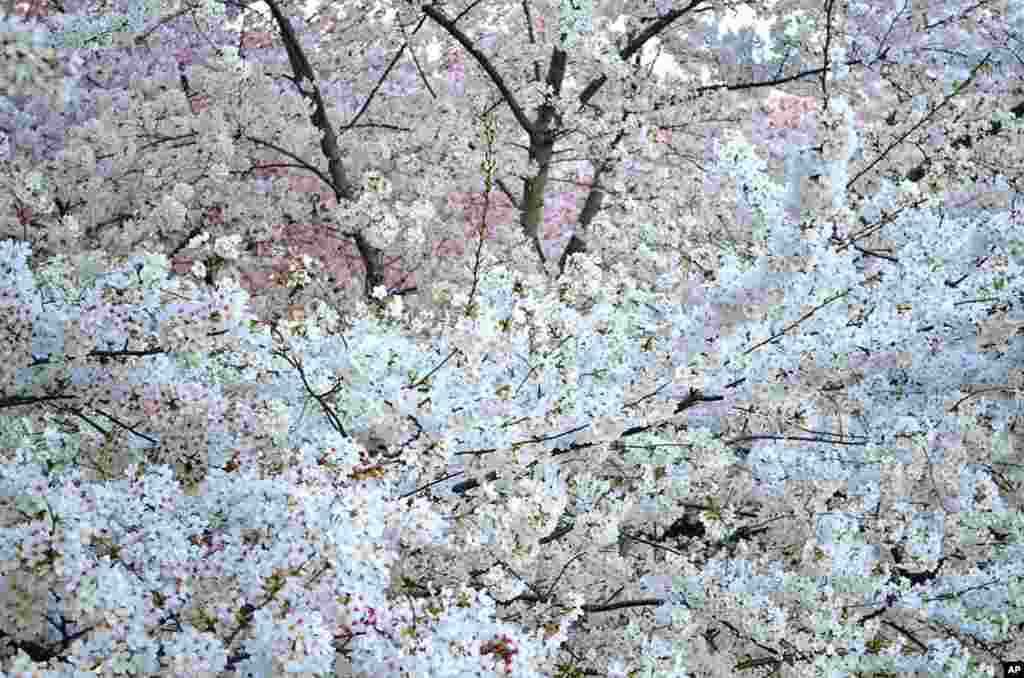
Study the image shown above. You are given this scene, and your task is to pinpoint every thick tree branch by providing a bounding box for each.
[556,128,624,276]
[263,0,386,298]
[521,0,543,83]
[520,47,569,255]
[263,1,356,199]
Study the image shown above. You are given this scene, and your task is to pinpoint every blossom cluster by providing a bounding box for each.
[3,0,1024,676]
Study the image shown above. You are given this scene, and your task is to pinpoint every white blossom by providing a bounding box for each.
[213,233,243,260]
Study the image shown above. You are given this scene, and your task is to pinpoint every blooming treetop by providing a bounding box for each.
[2,0,1024,676]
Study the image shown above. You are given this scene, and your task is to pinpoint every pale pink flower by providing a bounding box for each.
[763,92,818,130]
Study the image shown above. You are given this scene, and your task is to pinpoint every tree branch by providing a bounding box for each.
[422,3,534,136]
[847,53,994,191]
[263,0,386,298]
[342,14,430,133]
[578,0,706,109]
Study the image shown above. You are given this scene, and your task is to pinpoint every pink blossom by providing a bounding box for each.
[447,47,466,96]
[762,91,819,130]
[174,47,195,66]
[318,13,338,34]
[241,30,275,50]
[12,0,47,19]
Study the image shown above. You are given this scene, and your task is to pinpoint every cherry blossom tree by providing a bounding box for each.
[2,0,1024,676]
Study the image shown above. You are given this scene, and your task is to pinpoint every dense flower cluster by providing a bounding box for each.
[2,0,1024,676]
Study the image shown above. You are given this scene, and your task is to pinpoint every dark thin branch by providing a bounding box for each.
[0,394,76,410]
[581,598,666,613]
[342,15,429,133]
[538,520,575,545]
[847,53,994,191]
[903,96,1024,185]
[724,433,868,447]
[0,625,94,665]
[399,16,436,100]
[242,134,335,190]
[541,551,588,600]
[347,122,413,132]
[578,0,707,109]
[272,347,348,438]
[400,470,466,499]
[57,407,109,437]
[85,347,167,359]
[740,289,849,356]
[819,0,835,104]
[620,530,688,558]
[496,592,667,613]
[452,470,499,495]
[422,3,534,135]
[495,177,521,209]
[691,59,866,97]
[451,0,489,24]
[881,620,930,653]
[82,407,161,446]
[168,224,206,261]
